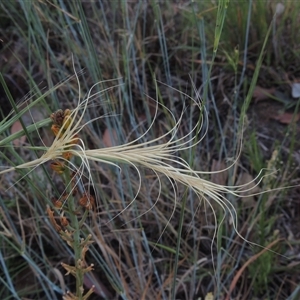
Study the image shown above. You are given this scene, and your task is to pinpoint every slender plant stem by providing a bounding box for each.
[64,170,84,299]
[171,188,188,300]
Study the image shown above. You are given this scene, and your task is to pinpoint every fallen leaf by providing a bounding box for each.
[252,86,276,103]
[102,128,117,147]
[225,239,281,300]
[271,112,300,124]
[211,159,228,186]
[10,106,48,147]
[11,121,26,146]
[236,172,260,207]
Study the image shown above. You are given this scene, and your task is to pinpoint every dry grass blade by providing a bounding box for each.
[225,238,282,300]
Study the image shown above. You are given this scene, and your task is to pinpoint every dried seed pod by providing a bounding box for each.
[79,193,95,210]
[52,198,63,209]
[50,109,65,126]
[50,161,66,174]
[51,124,62,137]
[50,109,73,138]
[60,216,69,227]
[46,206,62,232]
[62,151,73,161]
[62,109,72,129]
